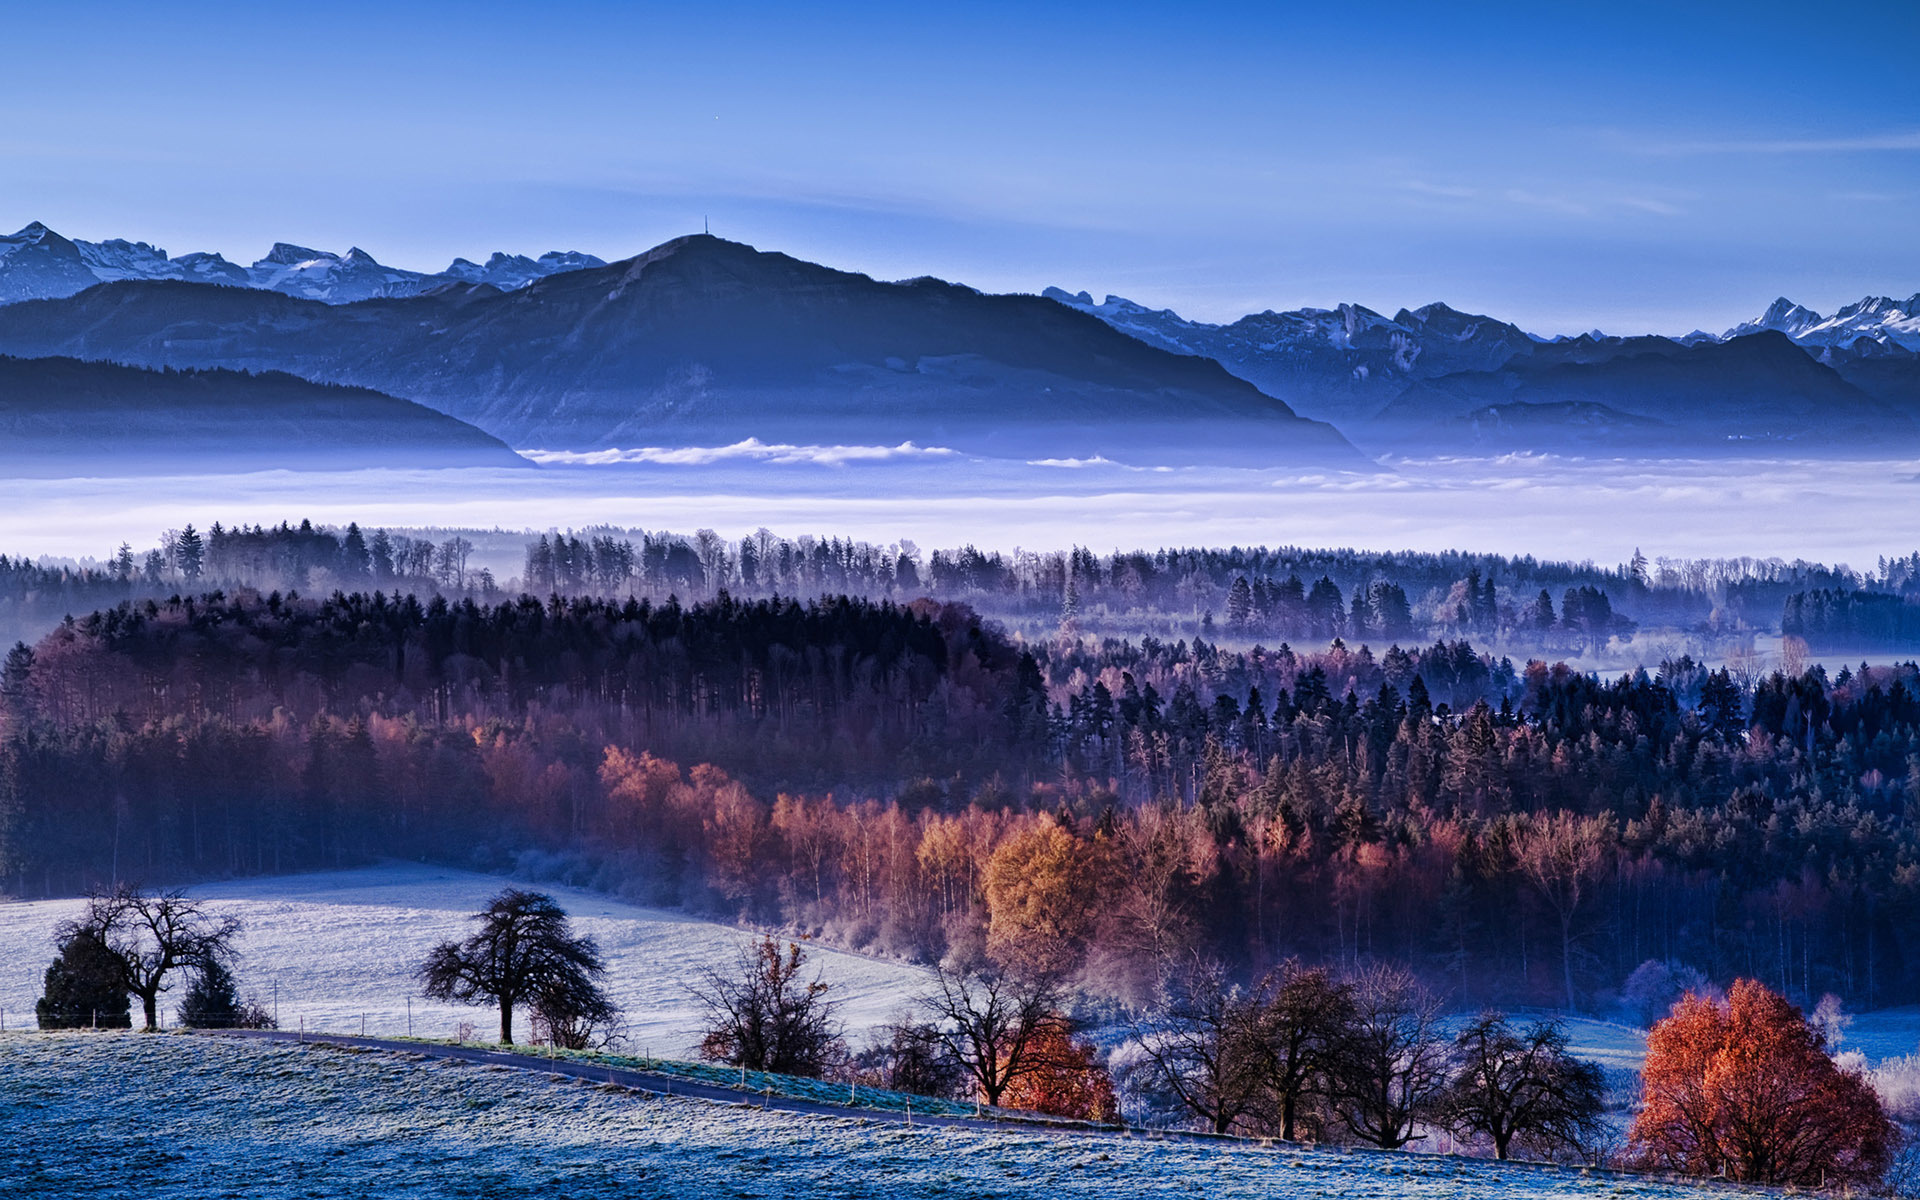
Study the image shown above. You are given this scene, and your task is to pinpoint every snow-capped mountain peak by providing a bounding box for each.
[1725,296,1824,341]
[257,242,327,268]
[439,249,603,290]
[1725,292,1920,351]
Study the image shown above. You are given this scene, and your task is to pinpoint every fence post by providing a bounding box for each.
[406,997,412,1038]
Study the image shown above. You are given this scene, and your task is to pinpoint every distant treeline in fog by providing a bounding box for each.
[2,587,1918,1016]
[6,520,1920,654]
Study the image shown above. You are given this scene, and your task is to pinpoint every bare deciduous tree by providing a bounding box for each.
[57,884,242,1031]
[1326,963,1449,1149]
[1514,812,1612,1010]
[1439,1012,1606,1160]
[915,965,1062,1107]
[1130,955,1266,1134]
[689,935,843,1077]
[1253,959,1356,1142]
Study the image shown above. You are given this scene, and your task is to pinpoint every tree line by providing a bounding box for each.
[4,588,1919,1017]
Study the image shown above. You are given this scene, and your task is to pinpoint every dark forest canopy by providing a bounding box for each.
[3,587,1918,1018]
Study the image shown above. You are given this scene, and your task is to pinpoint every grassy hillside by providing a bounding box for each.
[0,1032,1745,1200]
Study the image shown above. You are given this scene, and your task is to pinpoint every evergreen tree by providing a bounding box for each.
[174,525,205,581]
[36,929,132,1029]
[179,957,243,1028]
[339,523,371,581]
[1226,576,1254,630]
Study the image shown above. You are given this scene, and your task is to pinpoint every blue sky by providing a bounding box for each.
[6,1,1917,332]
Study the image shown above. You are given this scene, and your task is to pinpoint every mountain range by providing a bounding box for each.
[1045,287,1920,455]
[0,218,1914,466]
[0,234,1359,464]
[0,222,606,305]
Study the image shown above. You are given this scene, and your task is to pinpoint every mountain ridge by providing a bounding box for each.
[0,234,1365,464]
[0,221,608,305]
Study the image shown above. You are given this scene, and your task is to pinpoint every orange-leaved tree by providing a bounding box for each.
[1630,978,1894,1187]
[998,1016,1118,1122]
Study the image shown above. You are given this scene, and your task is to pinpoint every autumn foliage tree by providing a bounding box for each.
[997,1016,1118,1122]
[1630,979,1895,1187]
[982,815,1108,978]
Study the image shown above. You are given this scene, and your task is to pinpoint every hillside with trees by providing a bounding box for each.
[4,584,1917,1019]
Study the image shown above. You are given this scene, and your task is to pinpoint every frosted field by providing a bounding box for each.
[0,863,930,1053]
[3,861,1912,1071]
[0,1032,1744,1200]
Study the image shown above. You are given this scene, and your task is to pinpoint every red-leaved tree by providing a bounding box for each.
[998,1017,1118,1122]
[1630,978,1894,1187]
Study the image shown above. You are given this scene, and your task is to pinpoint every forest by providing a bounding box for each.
[3,577,1917,1021]
[7,520,1920,656]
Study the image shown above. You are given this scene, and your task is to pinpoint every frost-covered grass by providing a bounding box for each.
[504,1041,996,1120]
[0,862,930,1053]
[1843,1005,1920,1062]
[0,1031,1751,1200]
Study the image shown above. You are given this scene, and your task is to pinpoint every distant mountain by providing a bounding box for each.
[1723,293,1920,351]
[0,235,1363,464]
[0,221,606,305]
[440,251,606,291]
[1049,283,1920,455]
[1042,288,1536,424]
[1371,332,1918,455]
[0,355,525,473]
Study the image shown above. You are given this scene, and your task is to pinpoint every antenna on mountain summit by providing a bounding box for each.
[704,215,709,235]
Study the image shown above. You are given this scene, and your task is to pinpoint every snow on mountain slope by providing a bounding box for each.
[1800,295,1920,351]
[0,222,605,305]
[0,862,928,1053]
[442,249,610,290]
[1724,293,1920,350]
[246,244,433,302]
[0,222,100,302]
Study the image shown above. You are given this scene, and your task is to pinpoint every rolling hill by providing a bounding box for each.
[0,355,524,473]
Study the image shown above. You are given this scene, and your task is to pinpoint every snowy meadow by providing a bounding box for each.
[0,863,929,1054]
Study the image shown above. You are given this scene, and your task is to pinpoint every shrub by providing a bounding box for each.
[998,1017,1117,1122]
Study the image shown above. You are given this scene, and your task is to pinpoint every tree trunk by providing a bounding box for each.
[500,997,514,1045]
[1562,910,1577,1010]
[141,991,158,1031]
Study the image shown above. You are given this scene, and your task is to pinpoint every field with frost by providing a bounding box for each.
[0,862,929,1053]
[0,1032,1750,1200]
[2,861,1912,1078]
